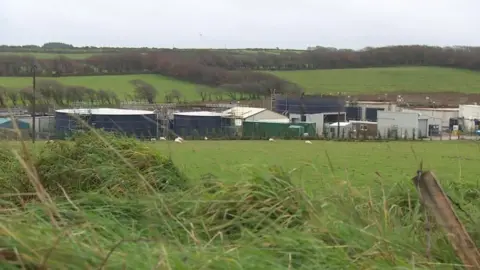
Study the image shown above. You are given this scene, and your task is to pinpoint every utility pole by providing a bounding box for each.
[32,64,37,143]
[337,105,341,139]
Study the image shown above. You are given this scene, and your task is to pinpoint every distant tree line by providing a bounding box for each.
[0,80,122,112]
[2,45,480,98]
[0,78,226,110]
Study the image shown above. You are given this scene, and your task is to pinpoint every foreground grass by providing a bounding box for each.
[0,74,211,102]
[270,67,480,94]
[1,135,479,269]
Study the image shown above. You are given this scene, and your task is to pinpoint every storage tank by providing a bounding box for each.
[55,108,157,139]
[173,111,230,138]
[275,95,345,114]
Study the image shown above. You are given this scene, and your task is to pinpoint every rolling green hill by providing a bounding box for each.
[0,74,212,102]
[0,48,304,60]
[1,67,479,104]
[270,67,480,94]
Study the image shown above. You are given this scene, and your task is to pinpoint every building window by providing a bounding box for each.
[301,115,306,122]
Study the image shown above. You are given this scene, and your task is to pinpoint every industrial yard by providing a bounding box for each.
[1,94,480,141]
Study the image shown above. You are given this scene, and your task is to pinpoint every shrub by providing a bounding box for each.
[0,130,188,201]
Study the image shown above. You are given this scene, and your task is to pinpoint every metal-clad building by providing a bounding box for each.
[173,111,232,138]
[55,108,157,139]
[459,104,480,131]
[377,111,429,139]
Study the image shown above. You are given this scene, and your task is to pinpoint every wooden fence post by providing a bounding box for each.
[412,171,480,269]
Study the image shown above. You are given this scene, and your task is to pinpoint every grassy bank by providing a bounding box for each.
[0,74,209,102]
[1,133,479,269]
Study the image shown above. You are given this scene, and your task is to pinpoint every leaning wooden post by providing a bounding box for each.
[412,171,480,269]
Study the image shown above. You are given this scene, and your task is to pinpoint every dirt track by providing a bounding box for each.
[353,92,480,107]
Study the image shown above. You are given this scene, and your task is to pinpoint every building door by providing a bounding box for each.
[418,119,428,138]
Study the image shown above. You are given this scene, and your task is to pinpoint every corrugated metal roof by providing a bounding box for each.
[222,107,265,119]
[174,111,224,117]
[55,108,154,115]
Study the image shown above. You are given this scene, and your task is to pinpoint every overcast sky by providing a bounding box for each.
[1,0,478,49]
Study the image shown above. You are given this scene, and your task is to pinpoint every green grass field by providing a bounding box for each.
[271,67,480,94]
[153,140,479,183]
[0,74,212,102]
[2,131,479,269]
[1,67,480,104]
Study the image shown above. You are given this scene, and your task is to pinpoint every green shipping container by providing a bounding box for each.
[242,121,316,139]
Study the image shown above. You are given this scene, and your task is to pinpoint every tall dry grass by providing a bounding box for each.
[0,129,479,269]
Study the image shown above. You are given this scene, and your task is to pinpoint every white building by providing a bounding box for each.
[222,107,289,126]
[377,111,429,139]
[400,107,457,129]
[459,104,480,131]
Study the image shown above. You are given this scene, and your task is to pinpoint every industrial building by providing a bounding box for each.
[377,111,429,139]
[55,108,157,139]
[17,115,56,138]
[173,111,233,138]
[400,107,457,130]
[274,95,346,135]
[458,105,480,131]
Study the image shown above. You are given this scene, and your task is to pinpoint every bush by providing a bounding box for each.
[0,130,188,201]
